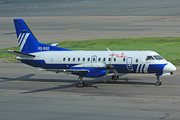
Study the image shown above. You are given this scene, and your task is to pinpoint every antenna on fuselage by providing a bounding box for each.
[107,48,110,51]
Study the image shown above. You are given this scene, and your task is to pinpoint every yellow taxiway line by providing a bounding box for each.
[67,29,81,31]
[7,80,180,88]
[0,68,35,71]
[10,80,64,84]
[100,83,180,87]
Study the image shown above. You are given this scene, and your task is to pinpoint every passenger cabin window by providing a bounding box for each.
[93,58,95,61]
[63,58,65,61]
[123,58,125,62]
[83,58,85,61]
[108,58,111,61]
[103,58,106,61]
[146,56,154,61]
[153,55,163,60]
[136,59,138,63]
[88,58,90,61]
[73,58,75,61]
[114,58,116,62]
[68,58,70,61]
[98,58,101,61]
[78,58,80,61]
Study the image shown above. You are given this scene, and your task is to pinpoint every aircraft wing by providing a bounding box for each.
[7,50,36,58]
[41,63,106,73]
[40,69,89,73]
[41,63,107,77]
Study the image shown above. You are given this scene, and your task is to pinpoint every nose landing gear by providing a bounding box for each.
[156,76,162,86]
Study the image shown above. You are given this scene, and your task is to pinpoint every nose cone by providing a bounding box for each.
[163,62,176,73]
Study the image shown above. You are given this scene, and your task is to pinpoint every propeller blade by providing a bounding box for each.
[102,51,118,80]
[102,68,110,82]
[105,69,109,76]
[111,68,118,79]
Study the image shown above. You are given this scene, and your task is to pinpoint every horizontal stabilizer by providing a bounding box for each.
[50,43,59,46]
[7,50,36,58]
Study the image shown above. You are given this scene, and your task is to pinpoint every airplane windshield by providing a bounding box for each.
[146,56,154,61]
[153,55,164,60]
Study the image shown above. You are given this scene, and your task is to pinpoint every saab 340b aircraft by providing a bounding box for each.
[8,19,176,88]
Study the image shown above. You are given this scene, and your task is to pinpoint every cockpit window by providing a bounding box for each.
[146,56,154,61]
[153,55,163,60]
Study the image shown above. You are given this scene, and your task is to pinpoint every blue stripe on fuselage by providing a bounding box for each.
[113,64,138,73]
[148,64,166,74]
[20,60,166,74]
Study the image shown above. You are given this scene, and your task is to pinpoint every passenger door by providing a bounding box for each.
[126,57,133,71]
[91,55,97,63]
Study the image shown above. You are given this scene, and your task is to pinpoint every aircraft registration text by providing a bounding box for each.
[38,47,50,51]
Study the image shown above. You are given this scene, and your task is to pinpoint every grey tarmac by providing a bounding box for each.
[0,62,180,120]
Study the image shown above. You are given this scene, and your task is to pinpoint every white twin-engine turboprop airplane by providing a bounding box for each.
[8,19,176,88]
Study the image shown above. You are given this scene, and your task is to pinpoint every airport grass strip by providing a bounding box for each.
[0,37,180,66]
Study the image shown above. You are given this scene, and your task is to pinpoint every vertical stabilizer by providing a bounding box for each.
[14,19,71,53]
[14,19,40,53]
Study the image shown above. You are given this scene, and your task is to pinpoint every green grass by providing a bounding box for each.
[0,46,20,63]
[1,37,180,66]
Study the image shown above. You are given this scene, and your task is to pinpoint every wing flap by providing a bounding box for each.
[7,50,36,58]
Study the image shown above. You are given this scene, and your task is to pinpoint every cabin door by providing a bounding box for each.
[126,57,133,71]
[91,55,97,63]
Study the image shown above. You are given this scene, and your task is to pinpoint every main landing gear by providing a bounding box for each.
[156,76,162,86]
[112,75,119,80]
[77,75,119,88]
[77,76,85,88]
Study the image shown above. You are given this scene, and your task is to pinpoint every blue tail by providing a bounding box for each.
[14,19,72,53]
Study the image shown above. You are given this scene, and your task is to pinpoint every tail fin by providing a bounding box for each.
[14,19,71,53]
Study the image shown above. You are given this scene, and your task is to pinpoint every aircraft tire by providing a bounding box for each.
[112,75,119,80]
[156,81,162,86]
[78,82,85,88]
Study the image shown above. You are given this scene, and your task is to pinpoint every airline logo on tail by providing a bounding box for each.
[18,33,30,51]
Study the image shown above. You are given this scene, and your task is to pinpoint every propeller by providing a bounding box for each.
[103,52,119,80]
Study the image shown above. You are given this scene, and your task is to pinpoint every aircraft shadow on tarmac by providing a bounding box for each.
[1,32,16,35]
[0,73,156,93]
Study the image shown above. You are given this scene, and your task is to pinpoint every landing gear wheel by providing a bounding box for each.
[156,76,162,86]
[159,81,162,85]
[77,76,85,88]
[156,81,161,86]
[78,82,84,88]
[112,75,119,80]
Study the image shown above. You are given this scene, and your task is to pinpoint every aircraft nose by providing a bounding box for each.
[163,62,176,73]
